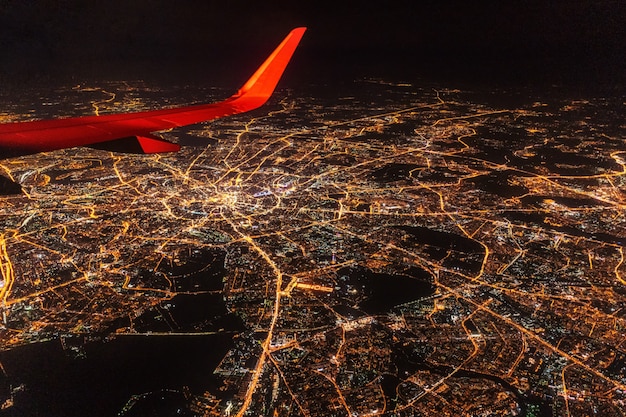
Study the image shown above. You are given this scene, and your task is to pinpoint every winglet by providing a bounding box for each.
[0,28,307,159]
[232,27,307,105]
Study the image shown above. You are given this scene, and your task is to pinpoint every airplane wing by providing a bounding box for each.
[0,27,306,158]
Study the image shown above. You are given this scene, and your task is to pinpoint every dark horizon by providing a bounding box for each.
[1,1,625,88]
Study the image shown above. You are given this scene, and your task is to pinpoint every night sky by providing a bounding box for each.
[1,0,624,87]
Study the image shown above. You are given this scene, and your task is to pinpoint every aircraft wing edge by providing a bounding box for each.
[0,27,307,156]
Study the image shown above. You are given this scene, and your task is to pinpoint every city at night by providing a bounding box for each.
[1,1,625,416]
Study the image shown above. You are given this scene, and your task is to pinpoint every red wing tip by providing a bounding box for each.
[234,26,307,102]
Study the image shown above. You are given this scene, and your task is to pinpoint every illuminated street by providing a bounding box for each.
[0,79,624,415]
